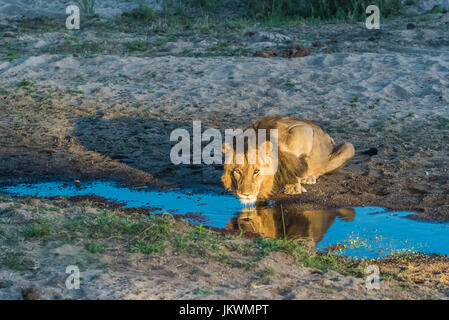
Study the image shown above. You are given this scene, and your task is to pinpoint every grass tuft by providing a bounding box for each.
[77,0,96,15]
[23,223,53,238]
[128,40,148,52]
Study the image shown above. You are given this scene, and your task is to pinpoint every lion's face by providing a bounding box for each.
[221,141,275,205]
[225,163,265,205]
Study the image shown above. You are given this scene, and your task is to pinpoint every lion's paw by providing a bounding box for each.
[300,176,317,185]
[284,183,307,194]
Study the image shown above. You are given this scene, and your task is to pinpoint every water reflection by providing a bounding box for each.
[2,181,449,258]
[227,203,355,246]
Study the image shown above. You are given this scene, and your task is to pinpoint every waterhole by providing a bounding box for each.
[2,181,448,259]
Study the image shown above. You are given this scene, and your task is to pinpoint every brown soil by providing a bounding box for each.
[0,197,447,300]
[1,12,448,220]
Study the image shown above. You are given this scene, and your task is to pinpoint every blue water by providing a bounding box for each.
[0,181,242,228]
[2,181,448,259]
[316,207,449,258]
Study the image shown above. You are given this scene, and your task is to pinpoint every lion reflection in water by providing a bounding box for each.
[226,203,355,246]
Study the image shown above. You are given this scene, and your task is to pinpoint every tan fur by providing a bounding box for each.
[222,116,355,204]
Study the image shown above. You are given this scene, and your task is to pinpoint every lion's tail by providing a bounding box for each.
[355,147,378,157]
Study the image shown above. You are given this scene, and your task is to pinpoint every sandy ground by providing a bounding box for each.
[0,0,449,300]
[0,197,448,300]
[1,11,449,219]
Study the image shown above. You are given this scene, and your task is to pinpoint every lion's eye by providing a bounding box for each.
[253,169,260,176]
[233,169,241,177]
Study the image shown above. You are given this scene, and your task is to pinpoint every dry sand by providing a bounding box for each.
[1,33,448,219]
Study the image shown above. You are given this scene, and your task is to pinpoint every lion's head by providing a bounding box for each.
[221,135,309,205]
[221,140,276,205]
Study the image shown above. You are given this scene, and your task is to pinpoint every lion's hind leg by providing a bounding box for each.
[322,142,355,174]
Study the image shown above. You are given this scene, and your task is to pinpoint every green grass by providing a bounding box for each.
[429,5,447,14]
[247,237,362,276]
[77,0,96,15]
[209,41,229,51]
[436,117,449,130]
[256,267,275,278]
[198,287,213,295]
[122,2,155,24]
[5,51,20,62]
[17,79,34,89]
[245,0,403,21]
[64,89,85,96]
[23,223,53,238]
[128,40,148,52]
[158,0,403,22]
[131,240,167,254]
[64,36,80,45]
[153,35,178,46]
[109,0,405,39]
[2,41,21,62]
[285,80,295,88]
[0,205,17,216]
[1,252,34,271]
[86,242,107,254]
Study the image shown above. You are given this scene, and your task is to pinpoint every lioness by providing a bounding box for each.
[222,116,356,205]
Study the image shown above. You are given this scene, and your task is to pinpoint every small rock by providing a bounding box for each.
[255,50,277,58]
[257,32,291,43]
[310,269,324,275]
[21,286,41,300]
[324,270,342,280]
[288,44,311,58]
[3,32,14,38]
[312,40,322,48]
[0,280,13,289]
[406,23,415,30]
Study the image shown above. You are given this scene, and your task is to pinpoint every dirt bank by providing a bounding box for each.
[0,196,448,299]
